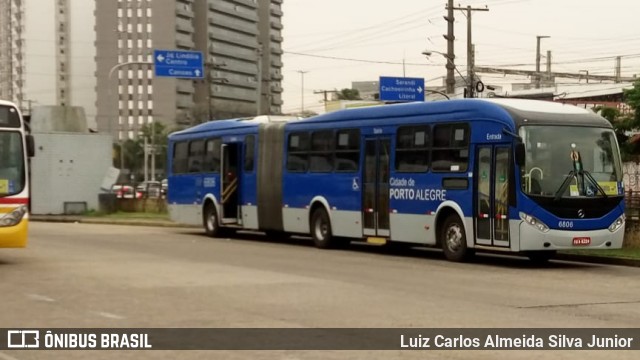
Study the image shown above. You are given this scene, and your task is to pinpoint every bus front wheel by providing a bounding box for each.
[310,208,334,249]
[526,250,556,264]
[440,215,472,262]
[203,203,221,237]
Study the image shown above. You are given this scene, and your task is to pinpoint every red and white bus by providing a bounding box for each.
[0,100,34,248]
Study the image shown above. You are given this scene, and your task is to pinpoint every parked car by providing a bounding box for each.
[111,185,143,199]
[136,181,162,198]
[161,178,168,192]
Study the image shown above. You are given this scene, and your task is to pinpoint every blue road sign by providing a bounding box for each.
[379,76,425,102]
[154,49,204,79]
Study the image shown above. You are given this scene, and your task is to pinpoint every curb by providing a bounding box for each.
[31,216,198,229]
[30,217,640,267]
[555,253,640,267]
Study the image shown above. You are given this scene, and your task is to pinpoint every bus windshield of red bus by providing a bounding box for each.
[519,125,622,198]
[0,104,22,128]
[0,132,25,197]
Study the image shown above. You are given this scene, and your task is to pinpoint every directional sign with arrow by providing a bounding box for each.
[379,76,425,102]
[153,49,204,79]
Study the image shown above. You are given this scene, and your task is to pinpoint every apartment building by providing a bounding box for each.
[1,0,284,141]
[95,0,284,140]
[0,0,97,127]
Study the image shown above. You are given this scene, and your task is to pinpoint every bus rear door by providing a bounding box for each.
[474,145,511,247]
[362,137,391,241]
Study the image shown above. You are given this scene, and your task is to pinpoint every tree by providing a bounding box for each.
[335,88,361,100]
[624,79,640,128]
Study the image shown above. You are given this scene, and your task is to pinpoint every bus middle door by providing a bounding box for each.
[362,137,391,241]
[474,144,511,247]
[221,143,241,224]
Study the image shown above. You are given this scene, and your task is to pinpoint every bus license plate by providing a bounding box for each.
[572,237,591,246]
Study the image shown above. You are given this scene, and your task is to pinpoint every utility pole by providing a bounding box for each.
[615,56,622,83]
[297,70,308,112]
[143,136,148,182]
[314,89,337,111]
[452,4,489,98]
[535,35,550,88]
[443,0,455,94]
[256,43,263,116]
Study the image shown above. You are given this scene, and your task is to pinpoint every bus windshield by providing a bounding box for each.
[519,125,622,198]
[0,131,25,197]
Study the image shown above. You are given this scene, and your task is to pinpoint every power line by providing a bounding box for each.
[288,5,443,53]
[284,51,444,66]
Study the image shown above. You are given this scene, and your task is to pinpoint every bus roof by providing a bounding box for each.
[295,98,610,128]
[169,99,611,141]
[169,115,301,140]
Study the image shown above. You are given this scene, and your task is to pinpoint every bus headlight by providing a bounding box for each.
[0,205,28,227]
[608,214,625,232]
[519,212,549,233]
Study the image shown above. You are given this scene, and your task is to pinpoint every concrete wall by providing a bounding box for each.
[30,106,88,133]
[31,133,112,214]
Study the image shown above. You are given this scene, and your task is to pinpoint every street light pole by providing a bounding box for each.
[297,70,308,113]
[535,35,550,88]
[422,50,470,96]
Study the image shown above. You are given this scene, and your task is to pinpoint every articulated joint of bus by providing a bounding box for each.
[0,205,28,227]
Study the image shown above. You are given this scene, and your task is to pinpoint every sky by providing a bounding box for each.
[280,0,640,114]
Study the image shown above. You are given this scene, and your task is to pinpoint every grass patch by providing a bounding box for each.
[84,211,169,220]
[561,248,640,260]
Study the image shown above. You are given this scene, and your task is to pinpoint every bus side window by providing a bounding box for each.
[432,123,469,172]
[287,132,310,172]
[204,138,221,173]
[395,125,430,172]
[335,129,360,172]
[188,140,205,173]
[309,130,334,172]
[172,141,188,174]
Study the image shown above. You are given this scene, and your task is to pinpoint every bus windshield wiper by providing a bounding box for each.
[582,170,608,198]
[553,171,575,201]
[553,170,608,200]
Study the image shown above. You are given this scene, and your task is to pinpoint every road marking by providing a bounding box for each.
[518,299,640,309]
[27,293,55,302]
[95,311,125,320]
[0,352,20,360]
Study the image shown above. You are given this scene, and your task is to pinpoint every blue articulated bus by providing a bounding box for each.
[167,99,625,262]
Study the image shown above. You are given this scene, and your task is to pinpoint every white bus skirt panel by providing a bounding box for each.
[168,204,202,226]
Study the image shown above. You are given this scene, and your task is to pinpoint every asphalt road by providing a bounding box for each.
[0,222,639,359]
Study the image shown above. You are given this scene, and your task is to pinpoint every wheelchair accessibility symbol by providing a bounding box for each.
[352,178,360,191]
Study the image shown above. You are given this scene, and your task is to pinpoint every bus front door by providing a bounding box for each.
[474,145,511,247]
[362,138,391,239]
[221,143,240,224]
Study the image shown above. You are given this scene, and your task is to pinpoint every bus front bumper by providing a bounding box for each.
[519,222,624,251]
[0,217,28,248]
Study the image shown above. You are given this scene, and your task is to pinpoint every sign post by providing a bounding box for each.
[153,49,204,79]
[379,76,425,102]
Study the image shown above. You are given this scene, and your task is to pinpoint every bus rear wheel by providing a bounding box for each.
[440,214,472,262]
[310,208,335,249]
[203,203,221,237]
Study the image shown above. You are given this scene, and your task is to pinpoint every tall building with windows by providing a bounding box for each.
[95,0,285,140]
[1,0,284,140]
[0,0,97,126]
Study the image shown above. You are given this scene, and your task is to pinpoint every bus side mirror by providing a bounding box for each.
[26,134,35,157]
[515,143,525,166]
